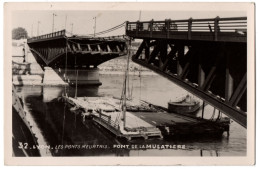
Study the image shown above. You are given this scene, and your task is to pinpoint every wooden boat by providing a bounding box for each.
[63,45,163,140]
[168,95,201,114]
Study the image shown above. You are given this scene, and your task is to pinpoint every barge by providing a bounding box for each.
[63,96,163,140]
[63,96,230,140]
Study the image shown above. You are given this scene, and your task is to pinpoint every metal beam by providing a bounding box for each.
[176,45,184,76]
[198,55,205,87]
[225,56,234,102]
[133,40,145,59]
[133,58,247,128]
[144,40,150,62]
[161,45,178,71]
[229,74,247,107]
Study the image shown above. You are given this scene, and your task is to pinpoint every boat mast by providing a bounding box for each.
[123,38,131,128]
[74,48,78,99]
[123,75,127,128]
[75,69,78,99]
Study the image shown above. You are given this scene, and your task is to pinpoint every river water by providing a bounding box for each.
[15,73,246,157]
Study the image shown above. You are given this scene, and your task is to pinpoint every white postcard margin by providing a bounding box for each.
[4,2,255,166]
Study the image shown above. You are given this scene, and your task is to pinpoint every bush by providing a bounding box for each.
[12,27,28,40]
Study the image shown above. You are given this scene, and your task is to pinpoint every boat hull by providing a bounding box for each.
[168,102,201,114]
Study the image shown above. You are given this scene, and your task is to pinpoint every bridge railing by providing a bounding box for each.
[27,30,66,43]
[126,17,247,41]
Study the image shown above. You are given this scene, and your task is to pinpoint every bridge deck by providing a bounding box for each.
[126,17,246,42]
[27,30,127,67]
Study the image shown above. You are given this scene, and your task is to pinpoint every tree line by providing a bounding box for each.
[12,27,28,40]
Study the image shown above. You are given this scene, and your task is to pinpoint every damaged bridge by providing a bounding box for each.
[27,30,127,85]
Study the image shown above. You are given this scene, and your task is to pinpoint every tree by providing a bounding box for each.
[12,27,28,40]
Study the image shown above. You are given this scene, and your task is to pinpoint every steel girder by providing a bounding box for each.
[132,39,247,128]
[27,35,127,68]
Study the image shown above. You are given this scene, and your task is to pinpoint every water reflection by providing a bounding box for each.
[15,74,246,156]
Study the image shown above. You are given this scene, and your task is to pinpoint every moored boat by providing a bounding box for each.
[168,95,201,114]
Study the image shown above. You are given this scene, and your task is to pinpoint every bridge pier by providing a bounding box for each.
[43,67,101,86]
[43,67,68,85]
[53,68,102,86]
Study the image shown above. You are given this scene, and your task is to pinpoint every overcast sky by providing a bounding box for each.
[12,10,246,37]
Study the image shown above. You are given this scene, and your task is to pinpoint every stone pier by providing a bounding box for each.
[53,68,102,86]
[43,67,68,85]
[43,67,101,86]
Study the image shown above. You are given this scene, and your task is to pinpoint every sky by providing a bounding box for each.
[12,9,246,38]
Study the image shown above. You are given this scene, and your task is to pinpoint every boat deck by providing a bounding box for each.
[131,111,198,126]
[64,96,163,140]
[63,96,230,139]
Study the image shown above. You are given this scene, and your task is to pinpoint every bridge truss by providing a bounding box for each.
[126,17,247,128]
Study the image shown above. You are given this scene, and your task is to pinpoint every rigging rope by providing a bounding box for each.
[130,70,134,99]
[115,37,131,125]
[64,38,68,96]
[127,40,132,100]
[139,64,142,104]
[61,102,66,152]
[210,107,216,120]
[91,22,125,36]
[74,48,78,99]
[216,110,221,121]
[68,22,126,37]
